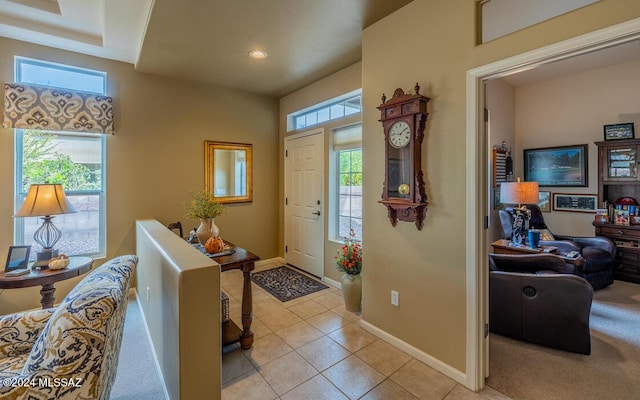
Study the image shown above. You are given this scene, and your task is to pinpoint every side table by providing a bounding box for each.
[199,241,259,350]
[490,239,584,274]
[0,256,93,309]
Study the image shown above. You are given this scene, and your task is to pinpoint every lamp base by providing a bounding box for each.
[33,249,59,269]
[510,207,531,247]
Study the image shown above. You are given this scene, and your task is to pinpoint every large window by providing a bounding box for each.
[333,124,362,241]
[14,57,106,258]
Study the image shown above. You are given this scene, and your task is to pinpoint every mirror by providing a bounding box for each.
[205,141,253,203]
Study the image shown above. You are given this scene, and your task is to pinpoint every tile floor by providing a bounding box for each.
[222,262,510,400]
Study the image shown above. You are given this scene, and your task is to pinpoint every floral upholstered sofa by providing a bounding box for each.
[0,255,137,399]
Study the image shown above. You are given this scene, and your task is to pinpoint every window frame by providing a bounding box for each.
[335,147,363,242]
[13,57,107,259]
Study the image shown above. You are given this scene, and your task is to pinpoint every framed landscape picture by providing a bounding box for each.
[538,191,551,212]
[552,193,598,213]
[524,144,588,187]
[604,123,634,141]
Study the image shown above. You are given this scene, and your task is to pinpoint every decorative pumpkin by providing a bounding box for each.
[204,237,225,254]
[49,254,70,270]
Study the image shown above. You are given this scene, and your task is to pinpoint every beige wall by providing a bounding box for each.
[486,79,516,244]
[361,0,640,373]
[0,37,279,314]
[513,58,640,236]
[279,62,362,282]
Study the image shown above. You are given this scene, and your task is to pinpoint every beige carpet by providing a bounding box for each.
[486,280,640,400]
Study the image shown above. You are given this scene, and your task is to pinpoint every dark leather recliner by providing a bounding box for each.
[499,204,616,289]
[489,253,593,355]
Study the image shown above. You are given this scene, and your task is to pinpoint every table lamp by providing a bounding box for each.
[500,178,539,246]
[15,184,77,264]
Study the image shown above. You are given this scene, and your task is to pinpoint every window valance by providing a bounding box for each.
[3,82,114,135]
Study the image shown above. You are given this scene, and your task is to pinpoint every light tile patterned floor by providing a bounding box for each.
[222,262,510,400]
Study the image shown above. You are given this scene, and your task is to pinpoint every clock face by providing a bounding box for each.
[389,121,411,148]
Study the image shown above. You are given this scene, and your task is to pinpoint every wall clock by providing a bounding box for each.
[378,83,430,230]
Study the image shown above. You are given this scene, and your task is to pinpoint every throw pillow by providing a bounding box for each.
[539,229,555,241]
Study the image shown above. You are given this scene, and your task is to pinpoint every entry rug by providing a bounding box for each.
[251,265,329,302]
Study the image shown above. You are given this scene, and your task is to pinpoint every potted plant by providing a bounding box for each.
[335,229,362,312]
[184,190,224,244]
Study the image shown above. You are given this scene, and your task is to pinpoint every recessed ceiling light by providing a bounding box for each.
[248,50,268,59]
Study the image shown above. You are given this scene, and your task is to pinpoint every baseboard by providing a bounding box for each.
[322,276,341,290]
[359,320,467,387]
[256,257,285,268]
[131,289,171,400]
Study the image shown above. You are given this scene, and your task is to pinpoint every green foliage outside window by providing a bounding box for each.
[339,149,362,186]
[21,130,101,192]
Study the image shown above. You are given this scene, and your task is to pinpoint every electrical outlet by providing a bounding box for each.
[146,286,150,303]
[391,290,399,306]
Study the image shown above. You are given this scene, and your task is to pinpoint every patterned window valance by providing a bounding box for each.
[2,82,114,135]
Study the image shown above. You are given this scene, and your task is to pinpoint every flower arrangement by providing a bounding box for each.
[184,190,225,219]
[335,229,362,275]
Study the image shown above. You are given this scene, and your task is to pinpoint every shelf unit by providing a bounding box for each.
[595,139,640,283]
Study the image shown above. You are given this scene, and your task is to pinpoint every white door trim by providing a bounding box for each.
[284,128,325,277]
[466,17,640,391]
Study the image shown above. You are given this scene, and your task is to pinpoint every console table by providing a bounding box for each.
[206,241,259,350]
[491,239,584,274]
[0,257,93,309]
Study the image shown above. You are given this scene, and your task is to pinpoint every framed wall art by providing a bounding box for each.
[552,193,598,213]
[493,187,502,210]
[604,123,634,141]
[538,191,551,212]
[523,144,588,187]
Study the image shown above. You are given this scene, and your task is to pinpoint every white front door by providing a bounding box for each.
[285,130,324,277]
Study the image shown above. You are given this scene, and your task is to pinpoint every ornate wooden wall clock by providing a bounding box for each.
[378,83,430,230]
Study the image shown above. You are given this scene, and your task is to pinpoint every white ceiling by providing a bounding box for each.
[1,0,638,96]
[0,0,412,97]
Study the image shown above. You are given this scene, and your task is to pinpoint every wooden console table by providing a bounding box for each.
[491,239,584,274]
[207,242,259,350]
[0,257,93,309]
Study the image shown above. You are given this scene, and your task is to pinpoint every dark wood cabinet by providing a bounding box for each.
[595,139,640,283]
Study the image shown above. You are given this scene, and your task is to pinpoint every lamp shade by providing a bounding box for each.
[500,181,539,205]
[15,184,77,217]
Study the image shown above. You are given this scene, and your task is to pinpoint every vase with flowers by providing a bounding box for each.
[184,190,225,244]
[335,229,362,312]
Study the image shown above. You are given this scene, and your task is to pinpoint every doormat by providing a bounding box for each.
[251,265,329,302]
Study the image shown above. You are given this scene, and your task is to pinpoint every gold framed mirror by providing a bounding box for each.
[204,141,253,203]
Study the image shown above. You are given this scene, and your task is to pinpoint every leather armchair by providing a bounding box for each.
[489,253,593,355]
[499,204,615,289]
[0,255,137,399]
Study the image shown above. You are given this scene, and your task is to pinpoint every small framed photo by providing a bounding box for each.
[5,245,31,271]
[538,191,551,212]
[631,214,640,226]
[615,209,630,225]
[604,123,634,141]
[552,193,598,213]
[493,187,502,210]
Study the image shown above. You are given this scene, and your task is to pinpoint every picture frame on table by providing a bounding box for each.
[523,144,588,187]
[538,191,551,212]
[5,245,31,271]
[552,193,598,213]
[615,209,630,226]
[604,123,634,141]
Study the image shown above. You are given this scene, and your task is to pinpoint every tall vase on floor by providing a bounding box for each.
[196,218,220,244]
[335,229,362,313]
[341,273,362,312]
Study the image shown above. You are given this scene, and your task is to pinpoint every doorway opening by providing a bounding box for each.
[466,18,640,391]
